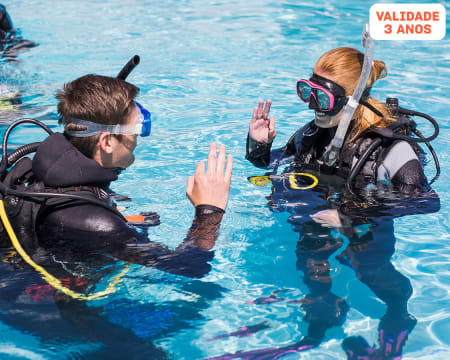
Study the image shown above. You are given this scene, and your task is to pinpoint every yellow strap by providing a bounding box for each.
[249,172,319,190]
[248,175,272,187]
[287,172,319,190]
[0,200,128,301]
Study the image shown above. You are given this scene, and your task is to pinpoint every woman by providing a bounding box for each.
[240,47,440,360]
[247,47,432,197]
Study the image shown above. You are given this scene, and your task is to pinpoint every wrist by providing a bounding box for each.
[248,134,273,146]
[195,204,225,216]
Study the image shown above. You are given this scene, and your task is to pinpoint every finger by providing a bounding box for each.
[217,144,226,175]
[195,160,206,178]
[262,99,272,119]
[206,142,217,176]
[186,175,194,197]
[268,117,276,140]
[268,117,276,132]
[269,130,277,141]
[251,107,258,123]
[256,99,264,119]
[224,153,233,185]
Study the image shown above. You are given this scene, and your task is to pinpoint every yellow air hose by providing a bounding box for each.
[0,199,129,301]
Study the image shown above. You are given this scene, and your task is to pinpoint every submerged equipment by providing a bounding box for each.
[0,56,142,300]
[0,200,129,301]
[322,23,374,167]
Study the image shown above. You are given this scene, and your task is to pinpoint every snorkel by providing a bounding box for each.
[322,23,374,167]
[0,55,143,179]
[117,55,140,80]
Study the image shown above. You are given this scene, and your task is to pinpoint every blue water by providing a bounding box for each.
[1,0,449,359]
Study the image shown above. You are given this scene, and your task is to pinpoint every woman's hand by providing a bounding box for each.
[186,143,233,211]
[249,99,276,143]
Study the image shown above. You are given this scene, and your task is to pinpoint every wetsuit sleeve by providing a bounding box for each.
[246,130,299,169]
[378,141,428,192]
[37,202,140,252]
[245,135,273,168]
[115,205,224,278]
[37,203,224,278]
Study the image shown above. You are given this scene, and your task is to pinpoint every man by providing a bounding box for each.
[23,74,232,279]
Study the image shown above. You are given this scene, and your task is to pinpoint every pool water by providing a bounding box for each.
[0,0,449,359]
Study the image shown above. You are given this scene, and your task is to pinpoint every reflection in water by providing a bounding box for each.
[0,248,226,359]
[209,168,439,359]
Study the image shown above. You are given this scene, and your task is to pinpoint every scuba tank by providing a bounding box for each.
[345,97,440,192]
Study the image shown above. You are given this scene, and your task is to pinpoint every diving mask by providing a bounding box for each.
[297,74,347,116]
[65,102,151,137]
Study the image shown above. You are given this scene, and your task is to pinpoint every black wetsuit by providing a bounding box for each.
[245,121,440,358]
[30,132,224,279]
[0,132,228,358]
[0,130,230,359]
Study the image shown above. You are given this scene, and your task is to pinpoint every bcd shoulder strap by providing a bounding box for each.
[0,156,118,250]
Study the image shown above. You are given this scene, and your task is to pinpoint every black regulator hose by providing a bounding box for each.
[0,118,53,179]
[6,142,41,167]
[346,138,383,194]
[412,128,440,184]
[117,55,140,80]
[385,99,439,144]
[397,107,440,143]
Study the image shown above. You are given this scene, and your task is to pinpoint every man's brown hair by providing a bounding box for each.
[56,74,139,158]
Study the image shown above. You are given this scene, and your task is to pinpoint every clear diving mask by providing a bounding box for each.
[64,102,151,137]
